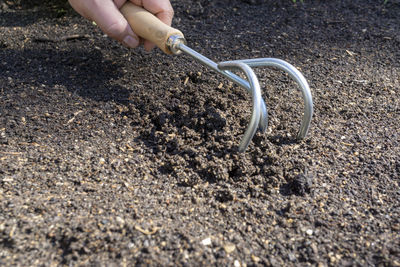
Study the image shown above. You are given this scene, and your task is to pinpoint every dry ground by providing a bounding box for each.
[1,0,399,266]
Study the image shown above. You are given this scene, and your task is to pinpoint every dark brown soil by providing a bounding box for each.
[1,0,399,266]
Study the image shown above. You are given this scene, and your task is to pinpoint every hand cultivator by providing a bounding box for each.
[121,3,313,152]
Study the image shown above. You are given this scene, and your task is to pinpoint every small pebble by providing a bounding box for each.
[252,255,261,263]
[223,243,236,254]
[116,216,124,225]
[201,237,212,246]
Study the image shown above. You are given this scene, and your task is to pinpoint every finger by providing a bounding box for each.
[129,0,174,51]
[68,0,90,19]
[130,0,174,26]
[113,0,127,9]
[94,1,140,48]
[143,40,156,52]
[70,0,139,48]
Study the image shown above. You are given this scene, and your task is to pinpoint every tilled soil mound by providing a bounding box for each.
[1,0,399,265]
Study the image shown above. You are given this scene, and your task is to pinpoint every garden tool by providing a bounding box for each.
[120,2,313,152]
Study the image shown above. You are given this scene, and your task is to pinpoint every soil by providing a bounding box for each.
[1,0,399,266]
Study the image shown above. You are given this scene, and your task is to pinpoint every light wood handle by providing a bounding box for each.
[120,2,184,54]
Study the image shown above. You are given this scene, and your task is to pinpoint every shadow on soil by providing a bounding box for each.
[0,47,131,103]
[0,0,73,27]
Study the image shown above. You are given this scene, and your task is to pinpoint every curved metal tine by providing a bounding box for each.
[218,62,262,152]
[221,69,269,132]
[258,97,268,132]
[259,98,268,132]
[237,58,313,139]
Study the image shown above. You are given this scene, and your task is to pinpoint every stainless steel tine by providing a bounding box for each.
[218,62,262,152]
[237,58,313,139]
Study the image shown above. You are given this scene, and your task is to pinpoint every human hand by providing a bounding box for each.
[68,0,174,51]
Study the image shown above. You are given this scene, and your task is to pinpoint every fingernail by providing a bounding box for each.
[123,35,139,48]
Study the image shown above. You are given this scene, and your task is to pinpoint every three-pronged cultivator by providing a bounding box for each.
[121,3,313,152]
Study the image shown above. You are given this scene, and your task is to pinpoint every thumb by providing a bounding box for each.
[69,0,139,48]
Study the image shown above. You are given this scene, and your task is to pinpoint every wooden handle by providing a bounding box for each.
[120,2,184,54]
